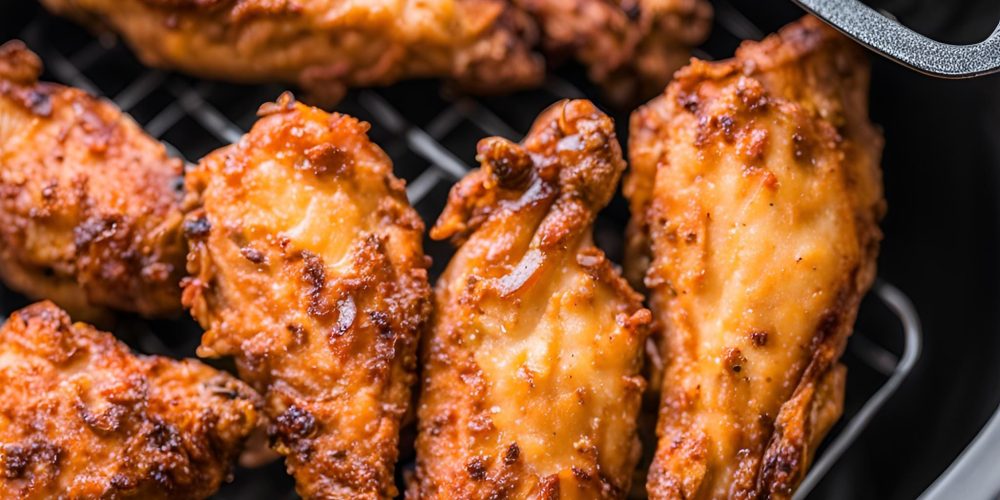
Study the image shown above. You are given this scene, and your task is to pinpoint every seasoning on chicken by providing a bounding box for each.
[413,99,651,498]
[40,0,545,104]
[0,40,186,319]
[0,301,261,499]
[625,16,885,499]
[182,93,432,498]
[38,0,711,104]
[517,0,712,103]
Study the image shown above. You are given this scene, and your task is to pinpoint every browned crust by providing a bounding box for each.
[628,16,884,499]
[517,0,712,104]
[434,100,628,245]
[0,40,187,319]
[39,0,710,105]
[40,0,545,105]
[0,301,261,499]
[414,100,650,499]
[182,93,431,498]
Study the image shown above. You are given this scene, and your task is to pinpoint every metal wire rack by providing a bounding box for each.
[4,1,923,498]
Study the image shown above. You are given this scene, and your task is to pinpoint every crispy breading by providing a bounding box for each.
[0,40,186,319]
[39,0,545,104]
[624,17,885,499]
[182,93,431,499]
[38,0,710,104]
[517,0,711,103]
[413,100,651,499]
[0,301,261,499]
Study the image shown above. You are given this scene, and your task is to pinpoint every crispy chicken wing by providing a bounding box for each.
[182,93,431,498]
[413,100,651,499]
[39,0,710,104]
[40,0,545,104]
[624,17,885,499]
[0,40,186,319]
[517,0,712,103]
[0,301,261,499]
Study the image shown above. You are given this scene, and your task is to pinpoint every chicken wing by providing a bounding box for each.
[624,16,885,499]
[517,0,712,103]
[39,0,710,104]
[182,93,431,498]
[0,301,261,499]
[0,40,186,319]
[40,0,544,105]
[413,99,651,499]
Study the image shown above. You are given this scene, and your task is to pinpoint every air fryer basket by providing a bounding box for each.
[5,0,1000,499]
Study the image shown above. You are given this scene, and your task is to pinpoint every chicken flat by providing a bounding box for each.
[39,0,710,104]
[0,40,186,319]
[182,93,431,498]
[625,16,885,499]
[0,301,261,499]
[413,99,651,498]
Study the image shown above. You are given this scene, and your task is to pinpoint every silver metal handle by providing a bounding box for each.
[918,405,1000,500]
[793,0,1000,78]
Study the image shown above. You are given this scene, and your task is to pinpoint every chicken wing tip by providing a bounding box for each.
[0,39,41,85]
[432,98,623,244]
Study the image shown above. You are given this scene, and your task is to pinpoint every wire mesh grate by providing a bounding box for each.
[4,2,922,498]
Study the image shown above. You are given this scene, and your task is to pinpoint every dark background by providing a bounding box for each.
[3,0,999,498]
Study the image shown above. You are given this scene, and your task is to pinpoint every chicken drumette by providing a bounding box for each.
[0,301,261,499]
[625,16,885,499]
[0,40,186,319]
[413,99,650,499]
[182,93,431,498]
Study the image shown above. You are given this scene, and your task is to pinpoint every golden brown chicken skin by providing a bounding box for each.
[413,100,651,499]
[517,0,712,103]
[39,0,710,104]
[0,301,262,499]
[182,93,431,499]
[624,17,885,499]
[40,0,544,104]
[0,40,186,319]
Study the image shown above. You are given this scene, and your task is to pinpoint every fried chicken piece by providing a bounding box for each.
[413,99,651,499]
[624,17,885,499]
[517,0,712,103]
[39,0,544,104]
[38,0,710,105]
[0,301,262,499]
[0,40,186,319]
[182,93,431,498]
